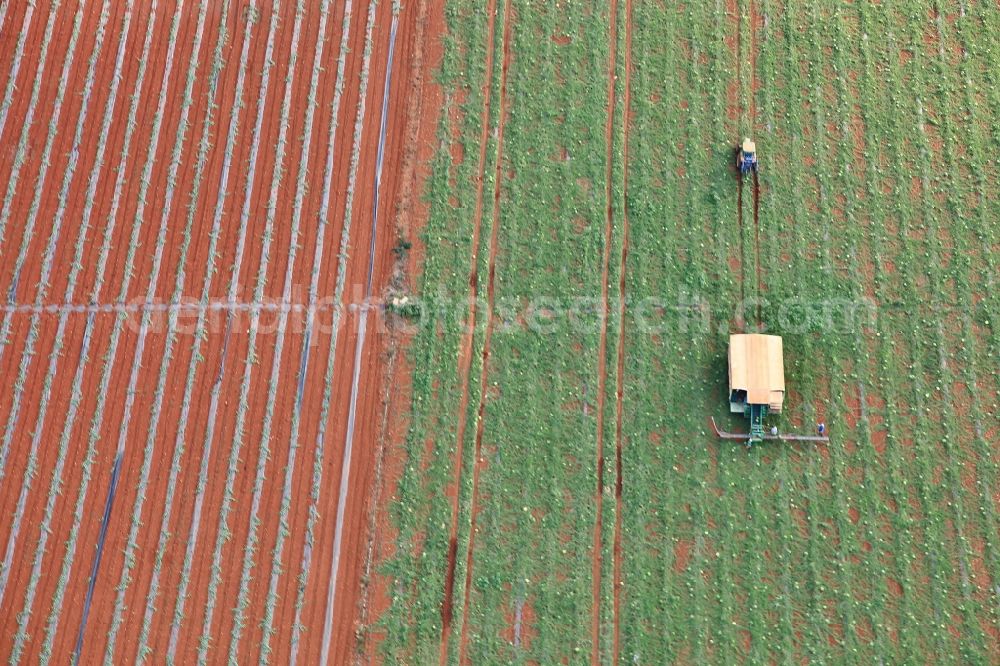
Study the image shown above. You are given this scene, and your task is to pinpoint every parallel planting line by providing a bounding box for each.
[0,301,321,315]
[254,0,343,658]
[0,0,93,570]
[0,0,64,253]
[104,1,235,661]
[5,0,112,454]
[155,0,282,660]
[136,2,268,659]
[0,0,85,378]
[455,0,513,661]
[0,0,8,33]
[39,1,184,659]
[292,0,376,652]
[286,3,358,661]
[222,0,309,662]
[592,0,618,659]
[0,2,37,145]
[72,0,212,659]
[6,5,143,647]
[288,0,378,660]
[0,0,112,648]
[437,0,498,656]
[320,4,399,664]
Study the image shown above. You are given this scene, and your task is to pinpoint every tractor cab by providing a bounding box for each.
[737,137,758,175]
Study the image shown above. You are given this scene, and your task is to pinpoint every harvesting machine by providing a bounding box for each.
[712,333,831,446]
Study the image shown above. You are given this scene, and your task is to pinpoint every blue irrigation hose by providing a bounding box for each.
[72,450,123,665]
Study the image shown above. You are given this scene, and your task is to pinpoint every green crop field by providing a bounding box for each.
[377,0,1000,663]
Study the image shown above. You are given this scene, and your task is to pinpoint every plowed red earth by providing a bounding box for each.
[0,0,439,662]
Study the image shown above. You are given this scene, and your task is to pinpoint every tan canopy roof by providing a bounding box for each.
[729,334,784,411]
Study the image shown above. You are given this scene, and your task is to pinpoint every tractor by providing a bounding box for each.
[737,137,758,176]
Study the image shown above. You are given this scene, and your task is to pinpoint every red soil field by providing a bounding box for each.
[0,0,441,662]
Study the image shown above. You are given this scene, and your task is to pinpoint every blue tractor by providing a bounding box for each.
[737,137,758,176]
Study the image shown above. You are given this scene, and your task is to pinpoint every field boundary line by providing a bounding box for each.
[436,0,499,658]
[455,0,513,661]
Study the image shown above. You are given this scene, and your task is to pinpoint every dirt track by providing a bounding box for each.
[0,0,438,661]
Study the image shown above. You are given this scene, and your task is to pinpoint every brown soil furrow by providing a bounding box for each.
[123,3,273,662]
[274,0,392,660]
[437,0,499,659]
[85,3,241,663]
[207,1,323,661]
[592,0,619,661]
[455,0,513,662]
[612,0,634,662]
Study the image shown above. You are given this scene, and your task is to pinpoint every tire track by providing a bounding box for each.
[455,0,512,662]
[437,0,499,657]
[593,0,619,660]
[611,0,634,660]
